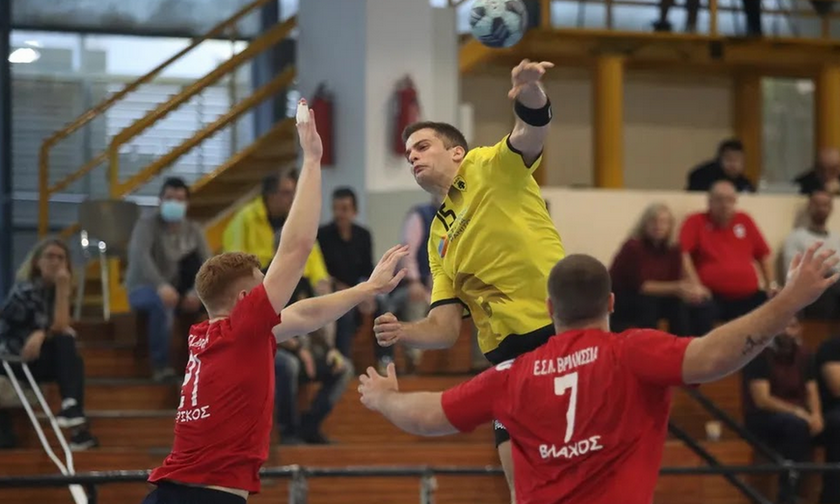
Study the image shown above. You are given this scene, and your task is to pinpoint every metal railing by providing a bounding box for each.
[36,0,282,237]
[3,462,840,504]
[451,0,840,38]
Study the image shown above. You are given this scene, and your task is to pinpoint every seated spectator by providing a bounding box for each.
[680,180,776,334]
[125,177,210,382]
[274,279,353,445]
[816,335,840,504]
[795,147,840,195]
[686,139,755,193]
[609,203,709,335]
[317,188,375,359]
[224,171,331,294]
[379,199,442,372]
[0,238,97,451]
[743,316,823,504]
[782,190,840,319]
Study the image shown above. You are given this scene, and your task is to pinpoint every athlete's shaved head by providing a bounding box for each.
[547,254,612,327]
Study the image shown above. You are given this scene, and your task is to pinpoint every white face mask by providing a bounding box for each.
[160,200,187,222]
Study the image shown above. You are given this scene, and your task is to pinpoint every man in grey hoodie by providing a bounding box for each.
[125,177,212,382]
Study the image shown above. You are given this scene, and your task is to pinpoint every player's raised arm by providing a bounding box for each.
[682,242,840,384]
[264,100,323,313]
[273,246,408,342]
[507,59,554,167]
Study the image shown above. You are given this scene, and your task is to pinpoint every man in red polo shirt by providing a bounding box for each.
[680,179,777,335]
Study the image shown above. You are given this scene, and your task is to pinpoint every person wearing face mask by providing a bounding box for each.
[125,177,212,382]
[742,316,823,504]
[0,238,98,450]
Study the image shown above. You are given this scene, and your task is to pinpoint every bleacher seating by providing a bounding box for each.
[4,305,833,504]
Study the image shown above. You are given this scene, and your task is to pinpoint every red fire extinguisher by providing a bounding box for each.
[311,83,334,166]
[393,76,421,156]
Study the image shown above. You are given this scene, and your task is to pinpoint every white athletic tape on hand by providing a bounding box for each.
[296,101,310,124]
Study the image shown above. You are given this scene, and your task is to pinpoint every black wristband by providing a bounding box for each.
[514,98,552,127]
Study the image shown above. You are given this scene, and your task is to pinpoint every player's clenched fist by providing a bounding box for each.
[374,312,403,347]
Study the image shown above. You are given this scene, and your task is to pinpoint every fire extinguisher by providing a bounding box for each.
[311,83,334,166]
[393,76,421,156]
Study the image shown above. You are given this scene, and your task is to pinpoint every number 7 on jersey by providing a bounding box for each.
[554,372,579,443]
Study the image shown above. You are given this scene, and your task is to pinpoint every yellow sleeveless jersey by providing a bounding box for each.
[427,135,565,358]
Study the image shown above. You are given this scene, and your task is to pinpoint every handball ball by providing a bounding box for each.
[469,0,529,49]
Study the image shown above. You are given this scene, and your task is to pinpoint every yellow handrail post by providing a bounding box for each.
[109,17,296,162]
[38,144,50,237]
[116,68,296,197]
[540,0,551,29]
[710,0,718,36]
[38,0,274,232]
[733,72,763,185]
[816,64,840,150]
[108,147,120,198]
[592,54,625,188]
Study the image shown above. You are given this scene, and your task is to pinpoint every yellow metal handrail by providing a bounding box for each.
[537,0,840,38]
[113,66,296,197]
[37,0,276,236]
[106,15,297,198]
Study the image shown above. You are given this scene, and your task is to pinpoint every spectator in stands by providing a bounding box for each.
[653,0,699,33]
[274,280,353,445]
[126,177,210,383]
[609,203,709,335]
[815,335,840,504]
[224,171,331,295]
[378,199,442,373]
[686,139,755,193]
[0,238,98,451]
[783,190,840,319]
[743,316,822,504]
[317,187,375,359]
[680,180,776,334]
[794,147,840,195]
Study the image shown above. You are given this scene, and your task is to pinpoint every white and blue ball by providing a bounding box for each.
[469,0,529,49]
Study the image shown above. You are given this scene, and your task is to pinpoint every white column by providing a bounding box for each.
[298,1,460,234]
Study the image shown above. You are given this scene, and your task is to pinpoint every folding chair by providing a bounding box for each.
[74,199,140,321]
[0,353,88,504]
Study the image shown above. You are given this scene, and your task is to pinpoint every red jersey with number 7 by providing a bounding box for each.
[441,328,693,504]
[148,284,280,494]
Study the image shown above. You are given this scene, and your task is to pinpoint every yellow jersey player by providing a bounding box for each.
[374,59,565,502]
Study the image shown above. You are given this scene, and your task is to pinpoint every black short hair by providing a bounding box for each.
[332,187,357,210]
[717,138,744,157]
[402,121,469,152]
[160,177,190,198]
[547,254,611,326]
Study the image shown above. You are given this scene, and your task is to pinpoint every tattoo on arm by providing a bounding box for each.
[741,335,770,356]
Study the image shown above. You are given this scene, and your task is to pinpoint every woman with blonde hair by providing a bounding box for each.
[609,203,710,335]
[0,237,97,450]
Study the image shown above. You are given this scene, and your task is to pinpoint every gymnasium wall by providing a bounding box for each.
[462,68,733,190]
[367,186,828,278]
